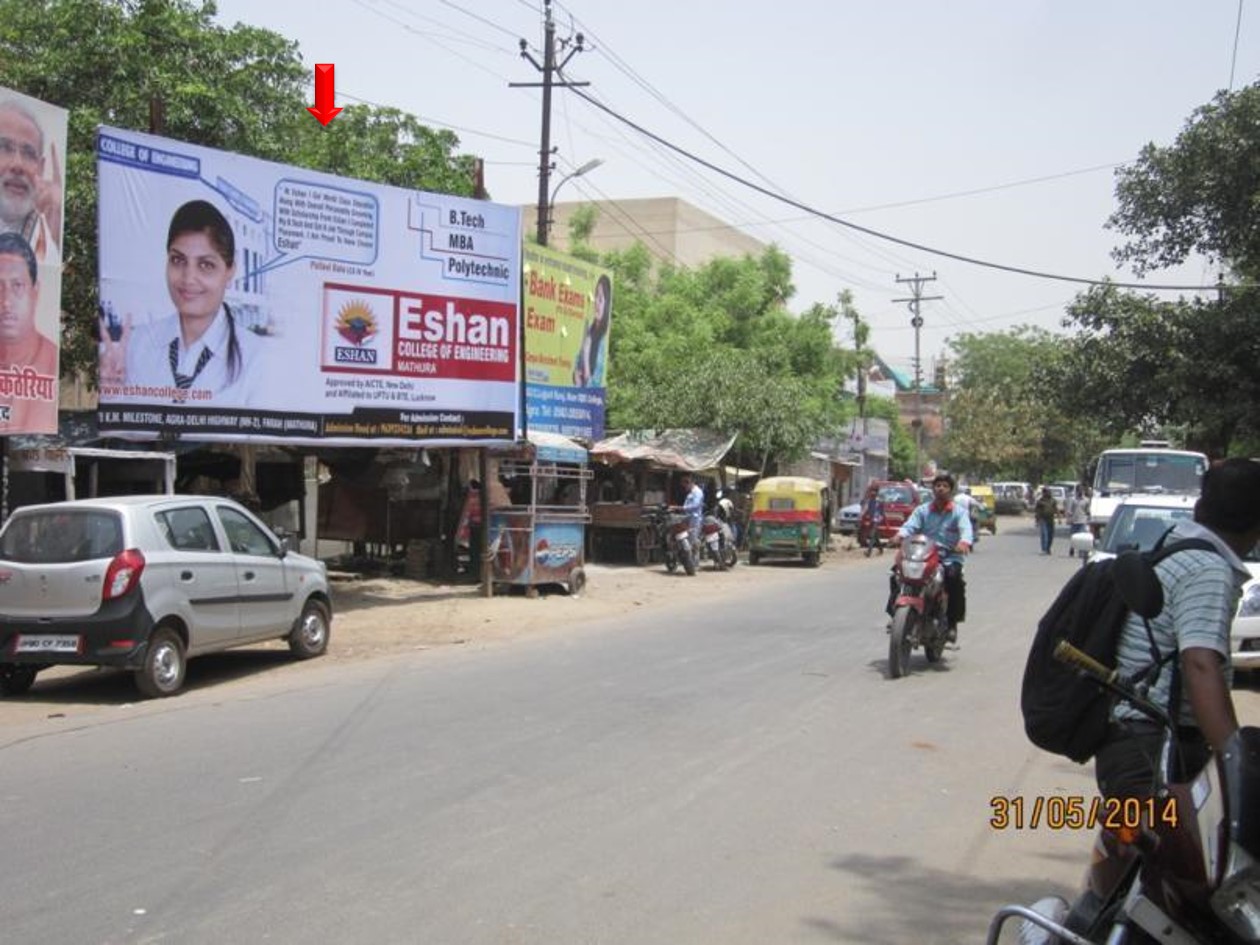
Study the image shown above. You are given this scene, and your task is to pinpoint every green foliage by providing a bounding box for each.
[0,0,477,382]
[1045,82,1260,457]
[939,327,1093,482]
[596,235,853,468]
[1109,82,1260,279]
[1047,283,1260,456]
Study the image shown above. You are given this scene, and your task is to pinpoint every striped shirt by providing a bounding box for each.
[1113,521,1249,725]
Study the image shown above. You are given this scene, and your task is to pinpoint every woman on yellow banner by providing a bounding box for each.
[571,273,611,387]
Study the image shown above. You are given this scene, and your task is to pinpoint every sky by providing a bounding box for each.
[212,0,1260,373]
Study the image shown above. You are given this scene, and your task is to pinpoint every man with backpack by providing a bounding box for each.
[1094,457,1260,800]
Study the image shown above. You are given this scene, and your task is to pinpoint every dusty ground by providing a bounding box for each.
[326,539,875,658]
[0,540,880,725]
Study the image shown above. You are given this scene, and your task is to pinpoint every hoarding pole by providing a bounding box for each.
[479,447,492,597]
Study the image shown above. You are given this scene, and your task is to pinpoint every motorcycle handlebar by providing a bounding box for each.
[1053,641,1170,727]
[1053,641,1117,685]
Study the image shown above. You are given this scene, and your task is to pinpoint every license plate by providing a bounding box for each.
[14,634,82,654]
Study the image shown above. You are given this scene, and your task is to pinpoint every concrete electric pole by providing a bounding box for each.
[512,0,589,246]
[893,272,942,481]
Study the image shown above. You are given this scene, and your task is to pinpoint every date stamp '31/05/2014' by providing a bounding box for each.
[989,794,1180,832]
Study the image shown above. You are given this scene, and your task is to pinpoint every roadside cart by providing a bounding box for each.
[488,432,592,596]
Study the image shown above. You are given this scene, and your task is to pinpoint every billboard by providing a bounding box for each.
[522,244,611,441]
[96,127,521,445]
[0,86,67,435]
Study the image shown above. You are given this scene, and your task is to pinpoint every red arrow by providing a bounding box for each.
[306,64,343,126]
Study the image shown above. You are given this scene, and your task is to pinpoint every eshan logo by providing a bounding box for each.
[333,300,379,364]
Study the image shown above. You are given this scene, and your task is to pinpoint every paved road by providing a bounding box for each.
[1,522,1255,944]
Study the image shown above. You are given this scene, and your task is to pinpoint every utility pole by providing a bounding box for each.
[512,0,588,246]
[893,272,942,482]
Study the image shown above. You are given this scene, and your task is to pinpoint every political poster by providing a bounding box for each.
[522,244,611,441]
[0,85,67,435]
[96,126,522,446]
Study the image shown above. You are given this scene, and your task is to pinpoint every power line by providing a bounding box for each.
[1229,0,1246,90]
[567,85,1236,293]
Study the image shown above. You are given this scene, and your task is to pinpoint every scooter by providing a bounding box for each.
[886,534,951,679]
[699,497,738,571]
[987,571,1260,944]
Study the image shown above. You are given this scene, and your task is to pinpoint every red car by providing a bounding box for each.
[858,480,923,544]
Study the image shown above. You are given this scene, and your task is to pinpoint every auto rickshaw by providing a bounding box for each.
[746,476,828,567]
[968,484,998,535]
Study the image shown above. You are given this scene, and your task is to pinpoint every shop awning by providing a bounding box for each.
[590,429,737,472]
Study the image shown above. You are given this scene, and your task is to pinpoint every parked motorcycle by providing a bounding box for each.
[886,534,951,679]
[987,646,1260,943]
[641,504,697,576]
[698,497,738,571]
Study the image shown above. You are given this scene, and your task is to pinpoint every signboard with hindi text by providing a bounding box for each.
[0,85,67,434]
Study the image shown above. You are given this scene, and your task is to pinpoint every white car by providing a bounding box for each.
[1071,494,1260,674]
[835,502,862,536]
[0,495,332,698]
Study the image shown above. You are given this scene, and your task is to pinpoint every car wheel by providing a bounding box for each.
[289,600,331,659]
[0,664,38,697]
[135,627,186,698]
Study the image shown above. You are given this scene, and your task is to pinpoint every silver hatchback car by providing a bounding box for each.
[0,495,332,698]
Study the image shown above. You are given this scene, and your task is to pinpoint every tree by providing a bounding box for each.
[1045,81,1260,456]
[939,327,1090,482]
[595,236,852,468]
[1109,83,1260,279]
[0,0,477,382]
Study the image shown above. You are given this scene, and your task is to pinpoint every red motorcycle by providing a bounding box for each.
[887,534,951,679]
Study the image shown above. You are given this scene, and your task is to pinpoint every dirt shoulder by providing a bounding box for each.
[0,541,882,726]
[326,539,877,659]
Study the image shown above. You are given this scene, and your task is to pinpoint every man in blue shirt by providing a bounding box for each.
[679,473,705,548]
[889,472,973,641]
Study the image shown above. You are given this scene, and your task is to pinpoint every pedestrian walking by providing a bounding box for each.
[1034,486,1057,555]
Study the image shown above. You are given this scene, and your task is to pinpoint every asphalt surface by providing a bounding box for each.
[1,519,1256,944]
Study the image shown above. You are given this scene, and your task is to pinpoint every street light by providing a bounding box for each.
[544,158,604,245]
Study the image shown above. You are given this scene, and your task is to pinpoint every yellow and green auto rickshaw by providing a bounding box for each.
[746,476,829,567]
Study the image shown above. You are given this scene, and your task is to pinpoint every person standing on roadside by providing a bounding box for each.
[1034,486,1057,555]
[1067,484,1091,557]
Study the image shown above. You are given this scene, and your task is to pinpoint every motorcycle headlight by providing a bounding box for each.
[1239,583,1260,618]
[901,561,926,581]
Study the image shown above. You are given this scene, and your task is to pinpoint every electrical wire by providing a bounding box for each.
[566,85,1235,293]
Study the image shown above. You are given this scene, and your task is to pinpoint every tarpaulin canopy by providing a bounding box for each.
[590,429,737,473]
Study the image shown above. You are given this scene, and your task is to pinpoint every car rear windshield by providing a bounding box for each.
[1101,506,1193,554]
[877,484,915,505]
[0,510,125,563]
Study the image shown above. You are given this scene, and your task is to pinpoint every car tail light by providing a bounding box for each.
[102,549,145,601]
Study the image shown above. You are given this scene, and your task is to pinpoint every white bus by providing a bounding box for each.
[1089,447,1209,531]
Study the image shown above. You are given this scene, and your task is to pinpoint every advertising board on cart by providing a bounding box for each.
[96,126,521,446]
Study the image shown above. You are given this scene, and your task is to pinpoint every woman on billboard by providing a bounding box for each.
[571,273,610,388]
[100,199,271,405]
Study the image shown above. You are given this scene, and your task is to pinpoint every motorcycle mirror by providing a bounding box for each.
[1113,552,1164,619]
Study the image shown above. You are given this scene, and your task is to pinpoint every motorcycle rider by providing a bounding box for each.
[887,472,973,642]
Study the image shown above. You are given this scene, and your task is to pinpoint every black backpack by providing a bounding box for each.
[1020,537,1217,763]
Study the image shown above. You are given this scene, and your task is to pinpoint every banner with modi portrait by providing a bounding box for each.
[0,84,67,436]
[96,126,522,446]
